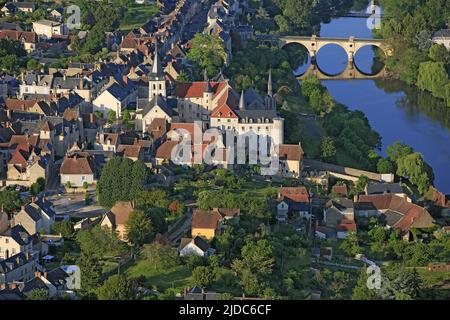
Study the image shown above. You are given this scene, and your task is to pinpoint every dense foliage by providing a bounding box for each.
[377,0,450,106]
[96,157,150,208]
[187,33,227,79]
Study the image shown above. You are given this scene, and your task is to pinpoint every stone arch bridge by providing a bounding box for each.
[258,35,392,80]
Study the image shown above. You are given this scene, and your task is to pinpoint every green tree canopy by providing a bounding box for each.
[97,274,132,300]
[125,210,154,246]
[187,33,227,79]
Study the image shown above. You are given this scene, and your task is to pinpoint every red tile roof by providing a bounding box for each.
[278,144,304,161]
[279,187,309,203]
[357,194,435,233]
[60,154,95,175]
[175,81,228,99]
[192,209,223,229]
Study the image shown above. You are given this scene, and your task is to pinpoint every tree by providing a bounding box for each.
[339,231,360,257]
[122,110,130,123]
[77,252,102,291]
[27,289,49,300]
[97,157,150,207]
[30,177,46,196]
[377,158,394,174]
[187,33,227,79]
[352,175,369,195]
[320,136,336,161]
[52,221,73,238]
[417,61,448,99]
[387,142,413,163]
[231,239,274,296]
[27,59,39,71]
[142,242,179,271]
[0,188,21,213]
[107,110,117,123]
[97,274,132,300]
[351,270,377,300]
[396,152,433,194]
[125,210,154,246]
[76,225,124,258]
[191,266,216,289]
[429,44,450,64]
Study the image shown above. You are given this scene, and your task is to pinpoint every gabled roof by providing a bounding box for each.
[0,225,30,246]
[179,236,210,252]
[140,95,173,117]
[210,103,238,118]
[279,187,309,203]
[192,210,222,230]
[175,81,228,99]
[0,252,32,274]
[326,198,354,211]
[278,144,304,161]
[117,144,142,159]
[104,83,131,102]
[60,154,95,175]
[356,194,435,233]
[109,201,134,226]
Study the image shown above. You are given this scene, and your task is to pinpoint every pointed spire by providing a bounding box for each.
[204,80,213,93]
[268,68,273,97]
[150,41,163,79]
[203,68,208,81]
[239,90,246,110]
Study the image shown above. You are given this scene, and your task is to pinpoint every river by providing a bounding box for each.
[296,9,450,193]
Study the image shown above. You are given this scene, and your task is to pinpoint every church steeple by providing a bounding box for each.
[239,90,246,110]
[148,41,166,99]
[149,42,164,80]
[267,68,273,97]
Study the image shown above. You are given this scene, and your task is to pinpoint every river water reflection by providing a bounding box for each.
[302,15,450,193]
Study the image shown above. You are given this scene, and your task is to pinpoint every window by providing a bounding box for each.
[227,119,231,122]
[217,119,221,122]
[5,239,9,244]
[81,176,86,181]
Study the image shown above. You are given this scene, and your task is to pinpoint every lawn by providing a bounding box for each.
[119,4,159,32]
[126,260,192,291]
[415,268,450,287]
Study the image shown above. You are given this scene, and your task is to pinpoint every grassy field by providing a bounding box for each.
[416,268,450,287]
[126,261,192,291]
[119,4,159,32]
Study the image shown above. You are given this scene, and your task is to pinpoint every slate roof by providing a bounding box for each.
[104,83,130,101]
[433,29,450,38]
[23,203,42,222]
[0,252,32,274]
[139,95,173,117]
[34,197,56,218]
[366,183,404,195]
[179,236,210,252]
[0,225,30,246]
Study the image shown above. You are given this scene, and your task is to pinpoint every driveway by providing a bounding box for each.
[48,192,106,219]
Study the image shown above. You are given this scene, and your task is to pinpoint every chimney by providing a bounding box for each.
[44,272,48,279]
[9,283,16,289]
[90,112,94,124]
[79,77,83,89]
[35,271,42,278]
[31,196,36,203]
